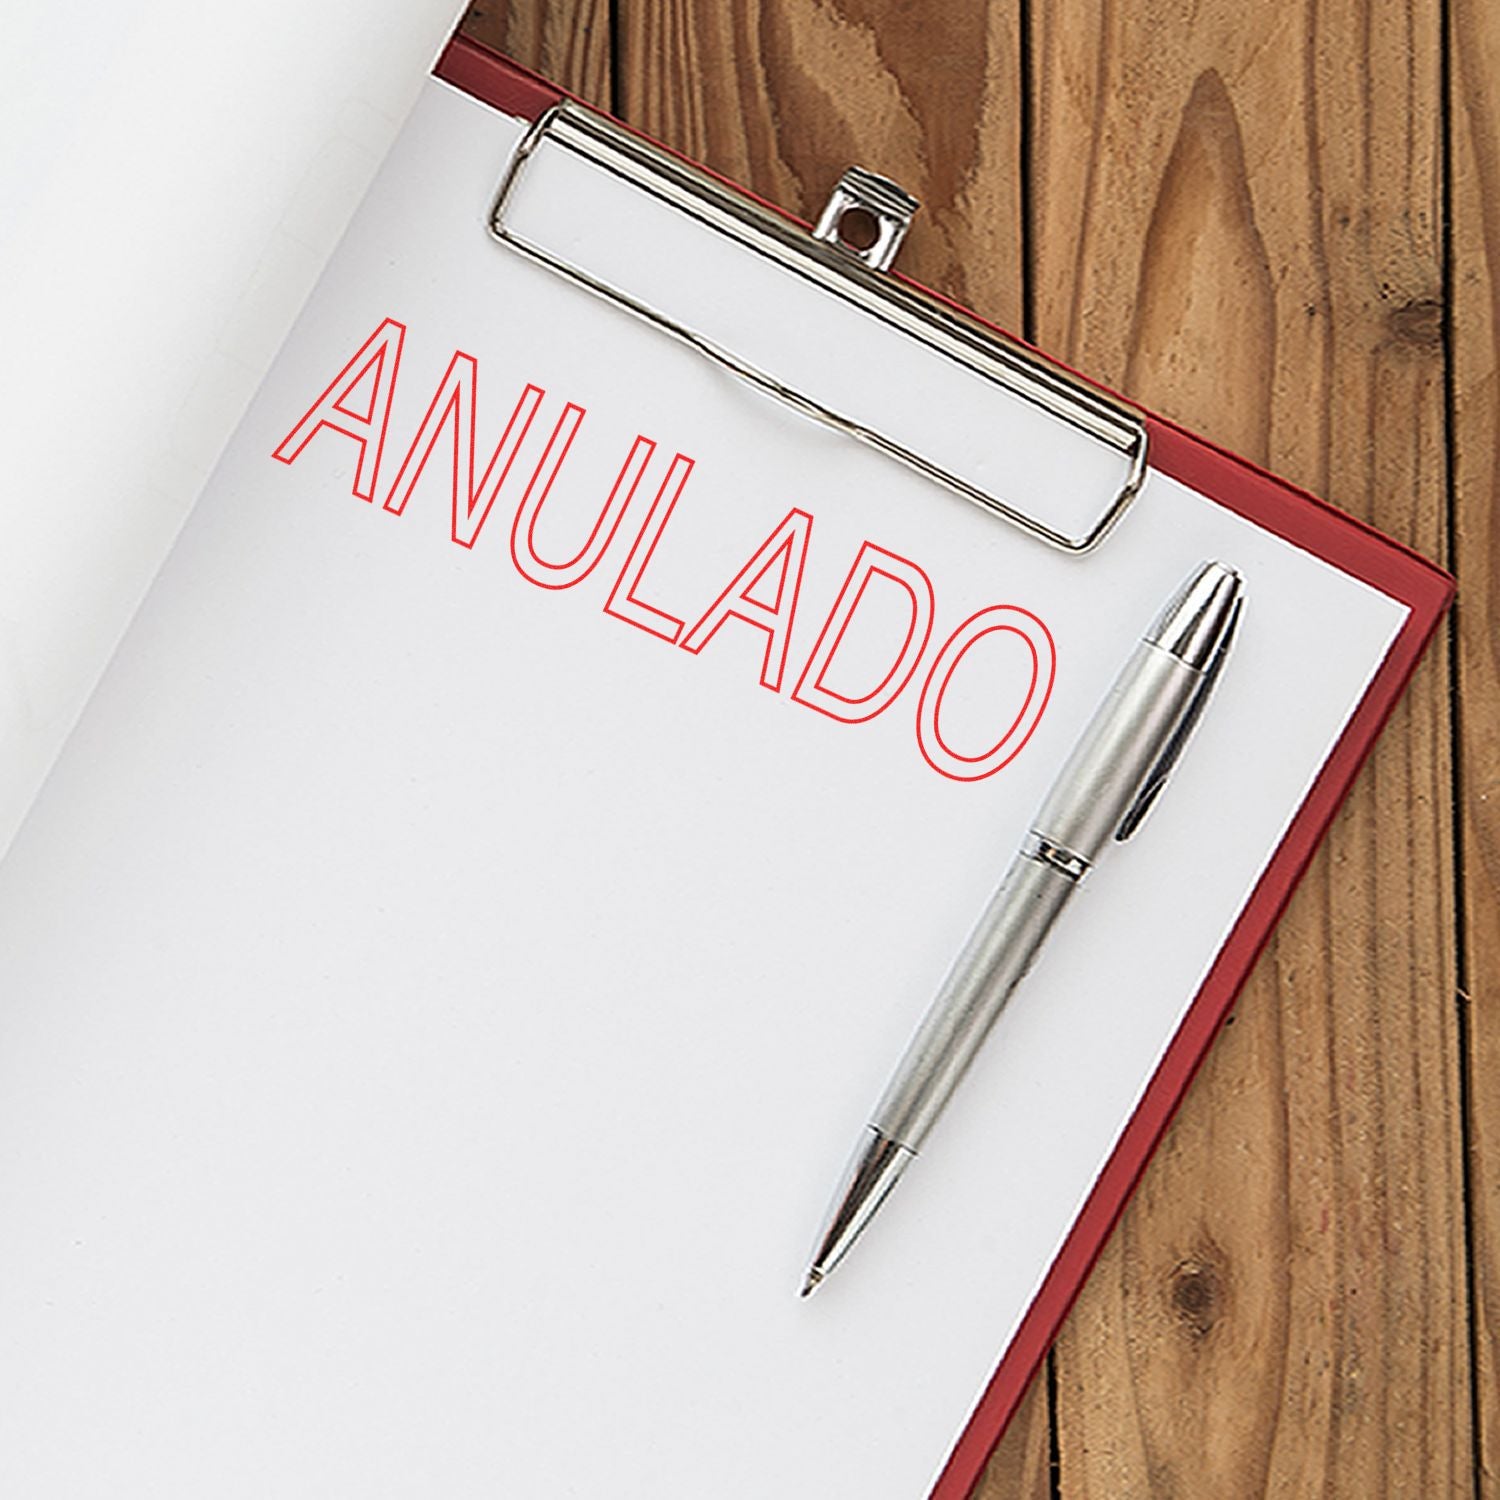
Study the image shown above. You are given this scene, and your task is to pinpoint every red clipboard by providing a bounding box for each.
[434,32,1451,1497]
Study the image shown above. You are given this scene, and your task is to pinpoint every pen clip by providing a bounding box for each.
[1115,596,1243,842]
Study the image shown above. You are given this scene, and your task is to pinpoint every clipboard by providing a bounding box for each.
[436,47,1454,1490]
[0,30,1452,1500]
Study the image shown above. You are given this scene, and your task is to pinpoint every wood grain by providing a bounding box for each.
[1032,3,1466,1495]
[614,0,1025,332]
[460,0,612,104]
[1453,0,1500,1492]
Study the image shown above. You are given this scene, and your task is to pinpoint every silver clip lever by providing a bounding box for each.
[489,102,1150,554]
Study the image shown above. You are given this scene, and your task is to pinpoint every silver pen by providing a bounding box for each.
[801,560,1244,1296]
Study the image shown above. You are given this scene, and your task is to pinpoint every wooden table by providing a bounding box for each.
[458,2,1495,1492]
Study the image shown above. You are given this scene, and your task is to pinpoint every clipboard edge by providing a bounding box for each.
[931,404,1451,1493]
[932,458,1451,1498]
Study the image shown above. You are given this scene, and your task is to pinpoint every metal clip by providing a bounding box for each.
[812,168,918,273]
[489,102,1150,554]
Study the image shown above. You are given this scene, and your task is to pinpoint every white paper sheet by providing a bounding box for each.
[0,0,463,856]
[0,80,1407,1498]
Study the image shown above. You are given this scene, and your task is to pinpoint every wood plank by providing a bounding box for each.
[1030,2,1467,1494]
[611,3,1045,1493]
[613,0,1025,331]
[1453,0,1500,1491]
[459,0,612,104]
[969,1376,1053,1500]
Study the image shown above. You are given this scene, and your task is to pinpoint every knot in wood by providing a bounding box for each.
[1167,1251,1227,1340]
[1385,295,1443,350]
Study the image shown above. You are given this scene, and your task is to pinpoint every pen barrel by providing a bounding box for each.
[869,645,1203,1153]
[872,851,1075,1150]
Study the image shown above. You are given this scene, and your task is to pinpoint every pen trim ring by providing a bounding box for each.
[1023,832,1090,881]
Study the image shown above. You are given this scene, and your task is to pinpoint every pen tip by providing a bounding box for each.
[800,1268,823,1299]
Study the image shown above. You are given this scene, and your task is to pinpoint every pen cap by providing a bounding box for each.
[1031,562,1242,867]
[1145,562,1243,669]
